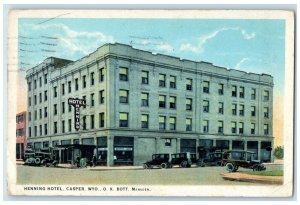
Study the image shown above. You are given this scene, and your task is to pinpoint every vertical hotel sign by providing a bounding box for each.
[68,98,86,130]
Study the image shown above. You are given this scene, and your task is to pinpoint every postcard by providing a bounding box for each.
[7,10,294,197]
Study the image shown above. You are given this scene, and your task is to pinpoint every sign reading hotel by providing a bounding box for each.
[68,98,86,130]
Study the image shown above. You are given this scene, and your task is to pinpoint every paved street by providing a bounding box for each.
[17,164,261,185]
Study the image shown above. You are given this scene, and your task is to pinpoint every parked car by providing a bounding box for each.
[143,153,171,169]
[24,149,58,167]
[171,152,192,168]
[222,150,266,172]
[197,151,223,167]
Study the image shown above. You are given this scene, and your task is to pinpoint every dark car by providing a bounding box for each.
[143,153,171,169]
[24,149,58,167]
[222,150,266,172]
[171,152,192,168]
[197,151,223,167]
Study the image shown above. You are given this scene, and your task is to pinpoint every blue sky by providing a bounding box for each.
[18,18,285,93]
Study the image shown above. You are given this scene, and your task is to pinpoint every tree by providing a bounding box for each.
[273,146,284,159]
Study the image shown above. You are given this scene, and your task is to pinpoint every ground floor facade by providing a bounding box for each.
[26,130,274,166]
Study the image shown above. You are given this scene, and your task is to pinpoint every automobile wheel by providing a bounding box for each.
[216,161,222,167]
[34,158,41,165]
[41,160,47,166]
[197,160,205,167]
[233,166,239,172]
[226,163,235,172]
[161,163,167,169]
[180,161,187,168]
[143,164,149,169]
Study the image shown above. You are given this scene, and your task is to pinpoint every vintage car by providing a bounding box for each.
[171,152,193,168]
[24,149,58,167]
[143,153,171,169]
[222,150,266,172]
[197,151,224,167]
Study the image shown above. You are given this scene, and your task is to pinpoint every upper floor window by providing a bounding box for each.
[232,85,237,97]
[239,104,244,116]
[186,118,192,131]
[119,112,129,127]
[203,81,209,93]
[44,91,47,101]
[141,93,149,107]
[186,98,192,111]
[99,68,105,82]
[34,80,37,89]
[141,114,149,129]
[119,67,128,81]
[264,107,269,118]
[159,95,166,108]
[169,117,176,130]
[83,75,86,88]
[218,102,224,114]
[44,74,48,84]
[141,71,149,84]
[251,123,255,135]
[28,82,31,91]
[186,78,192,91]
[218,121,224,133]
[239,86,245,98]
[169,96,176,109]
[159,74,166,87]
[264,124,269,135]
[75,78,79,91]
[231,122,237,134]
[90,115,95,129]
[54,104,57,115]
[159,116,166,130]
[170,76,176,88]
[83,116,87,130]
[239,122,244,134]
[218,83,224,95]
[54,86,57,98]
[251,106,256,117]
[232,103,237,115]
[119,90,129,103]
[68,81,71,93]
[62,83,65,95]
[99,90,105,104]
[203,100,209,113]
[54,122,58,134]
[99,112,105,128]
[90,72,95,85]
[203,120,209,133]
[165,139,172,146]
[90,93,95,106]
[39,93,42,103]
[39,77,42,87]
[263,90,270,101]
[251,88,256,100]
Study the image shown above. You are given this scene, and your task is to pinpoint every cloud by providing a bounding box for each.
[234,57,250,70]
[156,42,174,53]
[179,27,256,53]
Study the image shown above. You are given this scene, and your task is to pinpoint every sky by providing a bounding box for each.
[17,18,286,146]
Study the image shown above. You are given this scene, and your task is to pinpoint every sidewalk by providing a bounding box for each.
[56,163,143,171]
[222,172,283,185]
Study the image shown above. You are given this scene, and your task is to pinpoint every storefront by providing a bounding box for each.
[261,141,272,162]
[114,136,134,165]
[180,139,196,153]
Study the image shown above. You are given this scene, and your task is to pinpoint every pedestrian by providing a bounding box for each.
[92,154,96,167]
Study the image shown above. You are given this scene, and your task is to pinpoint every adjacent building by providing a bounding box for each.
[16,111,27,160]
[26,43,274,166]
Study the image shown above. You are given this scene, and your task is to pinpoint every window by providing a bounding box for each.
[218,83,224,95]
[62,102,65,113]
[239,87,245,98]
[62,120,65,133]
[34,126,37,136]
[54,86,57,97]
[83,75,86,88]
[239,104,244,116]
[39,125,42,136]
[119,113,128,127]
[44,124,47,135]
[99,112,105,128]
[34,95,37,105]
[34,110,37,120]
[141,114,149,128]
[91,115,95,129]
[203,100,209,112]
[251,123,255,135]
[44,91,47,101]
[39,93,42,103]
[141,71,149,84]
[263,90,270,101]
[232,85,237,97]
[203,81,209,93]
[218,102,224,114]
[203,120,209,133]
[251,88,256,100]
[264,124,269,135]
[170,76,176,88]
[68,81,71,93]
[91,93,95,106]
[39,109,42,119]
[264,107,269,118]
[68,104,72,112]
[99,90,105,104]
[231,122,237,134]
[141,93,149,107]
[68,119,72,132]
[75,78,79,91]
[186,118,192,131]
[54,122,57,134]
[169,96,176,109]
[186,98,192,110]
[83,116,87,130]
[28,97,31,106]
[119,90,129,103]
[29,127,31,137]
[54,104,57,115]
[169,117,176,130]
[34,80,37,89]
[39,77,42,87]
[165,139,171,146]
[44,74,47,84]
[82,96,86,108]
[99,68,105,82]
[159,95,166,108]
[232,104,237,115]
[28,112,31,121]
[251,106,256,117]
[159,116,166,130]
[159,74,166,87]
[62,83,65,95]
[119,67,128,81]
[186,78,192,91]
[239,122,244,134]
[218,121,224,133]
[44,107,47,118]
[28,82,31,91]
[90,72,95,85]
